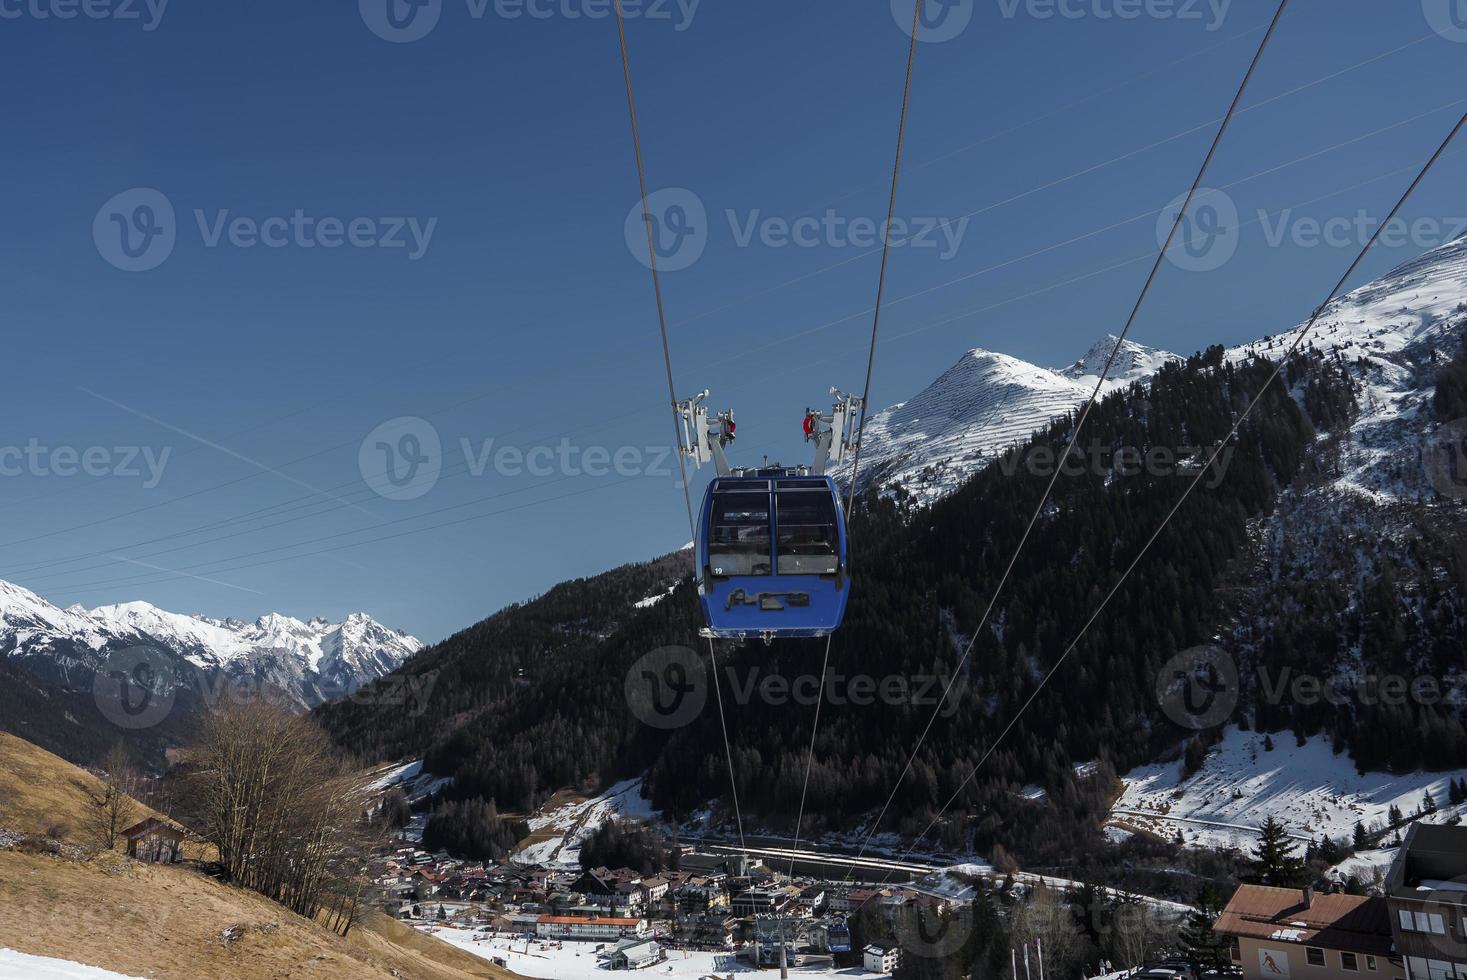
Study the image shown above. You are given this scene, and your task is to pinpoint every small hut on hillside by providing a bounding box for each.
[121,817,185,863]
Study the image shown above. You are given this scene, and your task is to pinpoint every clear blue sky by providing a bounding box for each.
[0,0,1462,641]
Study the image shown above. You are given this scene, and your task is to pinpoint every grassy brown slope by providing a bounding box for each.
[0,733,510,980]
[0,731,167,837]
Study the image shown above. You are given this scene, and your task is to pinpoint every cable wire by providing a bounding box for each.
[787,0,926,882]
[843,0,924,519]
[612,0,748,861]
[889,109,1467,868]
[844,0,1294,876]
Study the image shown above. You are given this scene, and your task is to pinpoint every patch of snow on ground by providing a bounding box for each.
[1226,234,1467,506]
[423,928,864,979]
[518,779,659,868]
[366,759,452,804]
[1113,726,1466,851]
[369,759,424,791]
[0,949,147,980]
[635,587,675,609]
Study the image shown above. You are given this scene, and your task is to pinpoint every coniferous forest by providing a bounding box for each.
[318,338,1467,865]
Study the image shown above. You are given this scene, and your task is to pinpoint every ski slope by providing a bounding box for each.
[517,779,658,868]
[1112,726,1467,853]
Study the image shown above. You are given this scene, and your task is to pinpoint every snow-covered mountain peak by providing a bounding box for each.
[838,346,1100,503]
[255,612,313,636]
[1061,334,1178,391]
[0,580,423,708]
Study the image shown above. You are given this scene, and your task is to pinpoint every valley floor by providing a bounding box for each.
[423,927,869,980]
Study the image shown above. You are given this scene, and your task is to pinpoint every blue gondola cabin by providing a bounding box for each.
[696,469,850,641]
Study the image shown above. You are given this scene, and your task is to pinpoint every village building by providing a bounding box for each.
[1384,823,1467,980]
[639,876,670,905]
[673,912,739,948]
[604,937,664,970]
[534,914,648,942]
[1214,823,1467,980]
[674,880,730,915]
[733,886,789,917]
[865,944,902,974]
[1214,883,1401,980]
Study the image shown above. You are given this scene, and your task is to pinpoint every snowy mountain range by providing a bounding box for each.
[0,578,422,710]
[846,233,1467,506]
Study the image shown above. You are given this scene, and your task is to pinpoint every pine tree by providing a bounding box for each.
[1424,791,1438,815]
[967,891,1010,980]
[1389,805,1403,826]
[1179,885,1231,970]
[1252,817,1305,887]
[1352,821,1368,850]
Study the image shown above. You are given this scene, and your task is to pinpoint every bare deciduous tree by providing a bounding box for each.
[188,701,371,933]
[1012,884,1084,980]
[85,742,139,850]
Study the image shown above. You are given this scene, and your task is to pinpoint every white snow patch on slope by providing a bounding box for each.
[1226,234,1467,506]
[518,779,658,868]
[1113,726,1466,851]
[635,587,675,609]
[366,759,452,803]
[0,949,147,980]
